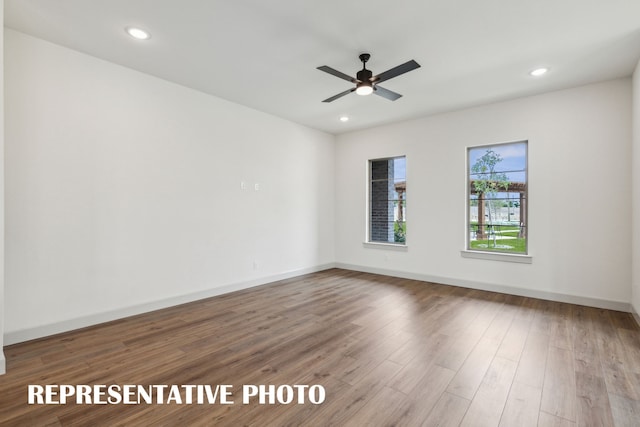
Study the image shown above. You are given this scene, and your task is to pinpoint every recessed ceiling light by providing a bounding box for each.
[339,116,349,122]
[126,27,151,40]
[530,67,548,77]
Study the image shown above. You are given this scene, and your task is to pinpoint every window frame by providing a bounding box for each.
[366,155,407,247]
[465,140,529,258]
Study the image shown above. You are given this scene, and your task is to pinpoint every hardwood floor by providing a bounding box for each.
[1,269,639,426]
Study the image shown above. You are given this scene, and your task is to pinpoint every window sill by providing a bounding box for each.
[460,250,532,264]
[363,242,408,252]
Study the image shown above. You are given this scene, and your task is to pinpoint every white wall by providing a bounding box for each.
[0,0,6,374]
[336,79,632,309]
[632,60,640,319]
[4,29,335,343]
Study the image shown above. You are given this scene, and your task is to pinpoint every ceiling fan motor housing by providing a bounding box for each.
[357,68,373,83]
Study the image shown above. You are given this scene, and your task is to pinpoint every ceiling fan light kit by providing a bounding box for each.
[317,53,420,102]
[356,82,373,96]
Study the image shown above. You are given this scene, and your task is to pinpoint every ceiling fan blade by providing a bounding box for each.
[373,85,402,101]
[322,88,356,103]
[317,66,357,83]
[372,60,420,84]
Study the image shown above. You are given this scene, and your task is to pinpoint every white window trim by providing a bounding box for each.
[363,242,409,251]
[460,250,532,263]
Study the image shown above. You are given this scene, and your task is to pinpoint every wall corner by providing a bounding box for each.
[632,58,640,317]
[0,0,6,375]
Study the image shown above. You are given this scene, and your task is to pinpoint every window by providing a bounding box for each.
[467,141,527,254]
[369,156,406,244]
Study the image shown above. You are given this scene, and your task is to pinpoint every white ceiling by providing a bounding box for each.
[5,0,640,134]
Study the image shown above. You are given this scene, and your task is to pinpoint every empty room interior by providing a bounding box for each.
[2,0,640,426]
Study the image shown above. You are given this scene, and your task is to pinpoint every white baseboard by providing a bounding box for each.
[4,263,336,346]
[335,263,632,312]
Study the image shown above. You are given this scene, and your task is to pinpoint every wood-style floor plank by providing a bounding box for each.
[421,392,470,427]
[541,346,577,422]
[538,411,576,427]
[514,331,549,389]
[459,356,518,427]
[392,364,456,426]
[575,371,615,427]
[1,268,639,426]
[445,336,501,400]
[609,392,640,427]
[498,380,541,427]
[343,386,410,427]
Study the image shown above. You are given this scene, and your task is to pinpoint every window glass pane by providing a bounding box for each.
[393,157,406,181]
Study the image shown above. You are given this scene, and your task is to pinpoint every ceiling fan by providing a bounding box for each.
[317,53,420,103]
